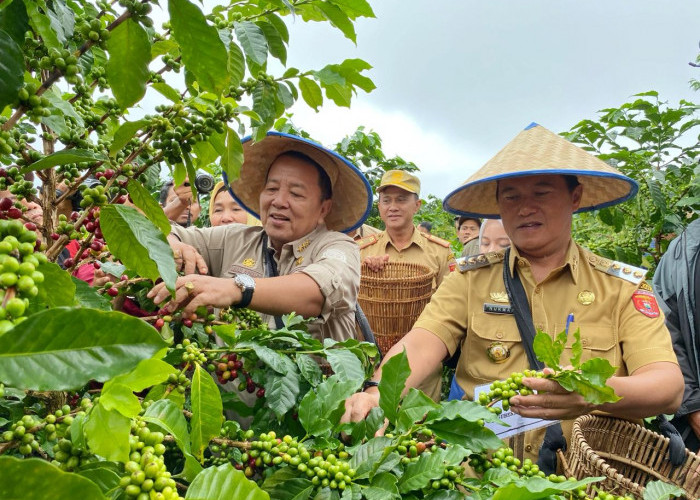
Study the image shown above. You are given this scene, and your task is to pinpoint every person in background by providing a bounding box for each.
[343,123,682,473]
[208,181,261,227]
[148,132,373,343]
[456,216,481,257]
[160,178,201,227]
[357,169,456,401]
[479,218,511,253]
[653,218,700,452]
[417,221,432,234]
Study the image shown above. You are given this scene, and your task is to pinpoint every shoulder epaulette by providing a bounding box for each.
[357,234,379,250]
[422,232,451,248]
[587,253,647,285]
[457,251,505,273]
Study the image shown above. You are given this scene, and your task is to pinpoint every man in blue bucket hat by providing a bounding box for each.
[149,132,373,342]
[342,123,683,473]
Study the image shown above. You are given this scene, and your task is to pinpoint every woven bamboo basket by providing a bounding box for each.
[358,262,435,356]
[562,414,700,499]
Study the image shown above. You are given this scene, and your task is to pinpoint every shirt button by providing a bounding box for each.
[535,287,541,294]
[525,444,533,452]
[582,338,589,346]
[518,260,526,267]
[496,332,503,339]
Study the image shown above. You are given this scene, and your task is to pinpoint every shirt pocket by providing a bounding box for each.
[466,313,524,383]
[556,322,618,367]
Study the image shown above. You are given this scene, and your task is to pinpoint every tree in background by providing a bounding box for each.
[565,91,700,274]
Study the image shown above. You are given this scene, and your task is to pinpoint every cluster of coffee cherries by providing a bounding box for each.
[118,420,183,500]
[61,206,108,269]
[428,465,465,491]
[241,432,357,491]
[218,307,266,331]
[15,82,51,122]
[477,370,543,412]
[0,168,36,200]
[0,218,47,333]
[212,352,265,398]
[74,17,111,48]
[396,435,432,464]
[153,308,216,334]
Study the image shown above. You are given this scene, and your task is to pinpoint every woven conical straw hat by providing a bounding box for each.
[223,132,372,233]
[443,123,638,218]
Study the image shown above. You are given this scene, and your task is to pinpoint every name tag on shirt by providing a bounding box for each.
[483,303,513,315]
[474,382,559,438]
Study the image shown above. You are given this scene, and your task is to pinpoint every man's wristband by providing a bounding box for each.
[362,380,379,391]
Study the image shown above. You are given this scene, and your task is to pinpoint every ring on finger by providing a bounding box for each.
[184,281,195,295]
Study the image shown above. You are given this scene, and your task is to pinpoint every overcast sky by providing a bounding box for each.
[279,1,700,199]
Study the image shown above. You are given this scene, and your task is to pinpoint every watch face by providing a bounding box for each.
[236,273,255,289]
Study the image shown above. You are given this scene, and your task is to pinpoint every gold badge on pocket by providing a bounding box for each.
[577,290,595,305]
[242,258,255,268]
[486,342,510,363]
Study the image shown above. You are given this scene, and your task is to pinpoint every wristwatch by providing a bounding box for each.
[232,273,255,308]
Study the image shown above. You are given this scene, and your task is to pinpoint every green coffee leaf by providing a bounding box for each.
[169,0,230,95]
[126,180,171,235]
[185,463,269,500]
[378,349,410,425]
[263,477,313,500]
[109,119,148,157]
[24,0,60,50]
[221,126,244,183]
[0,456,106,499]
[0,0,30,46]
[398,448,451,493]
[533,330,563,370]
[554,370,621,405]
[143,399,202,482]
[234,20,268,66]
[76,463,122,495]
[72,276,112,311]
[570,329,583,367]
[0,307,167,390]
[642,480,685,500]
[296,353,323,386]
[22,149,108,173]
[190,364,223,460]
[0,30,24,111]
[299,76,323,111]
[395,388,439,433]
[256,20,287,65]
[106,19,151,109]
[326,348,363,387]
[84,402,131,462]
[266,370,301,419]
[298,375,356,437]
[29,262,75,315]
[492,475,603,500]
[228,41,245,88]
[317,2,356,43]
[425,399,502,426]
[430,417,503,454]
[100,204,177,292]
[362,472,400,500]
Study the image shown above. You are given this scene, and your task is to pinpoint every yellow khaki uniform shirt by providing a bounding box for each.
[359,227,457,401]
[171,223,360,342]
[351,224,382,242]
[414,241,678,463]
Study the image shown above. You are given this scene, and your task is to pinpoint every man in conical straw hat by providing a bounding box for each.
[342,123,682,471]
[149,132,373,342]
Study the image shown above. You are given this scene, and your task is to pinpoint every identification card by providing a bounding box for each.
[474,382,559,438]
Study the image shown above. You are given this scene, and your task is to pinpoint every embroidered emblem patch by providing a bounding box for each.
[242,258,255,268]
[486,342,510,363]
[632,289,660,318]
[449,262,456,272]
[321,248,347,263]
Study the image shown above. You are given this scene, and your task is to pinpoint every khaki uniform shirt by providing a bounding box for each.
[358,227,456,401]
[358,226,456,291]
[171,223,360,342]
[415,241,678,463]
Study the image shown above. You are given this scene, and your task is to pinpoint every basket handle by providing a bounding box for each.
[558,449,573,477]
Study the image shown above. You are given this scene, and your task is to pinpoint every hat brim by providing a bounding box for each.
[222,132,372,232]
[442,123,639,218]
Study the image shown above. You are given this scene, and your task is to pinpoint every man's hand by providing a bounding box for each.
[688,410,700,439]
[362,254,390,272]
[509,375,595,421]
[170,239,208,275]
[341,390,386,435]
[147,275,240,315]
[172,182,196,205]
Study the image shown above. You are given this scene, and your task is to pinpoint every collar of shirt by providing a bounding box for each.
[380,225,424,252]
[508,239,580,285]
